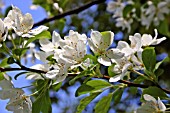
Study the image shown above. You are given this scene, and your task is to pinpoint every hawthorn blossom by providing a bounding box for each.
[141,0,170,28]
[109,57,132,82]
[53,30,87,66]
[39,31,60,53]
[4,6,48,37]
[88,30,124,66]
[28,51,70,83]
[135,94,166,113]
[0,19,8,47]
[0,78,32,113]
[141,29,166,46]
[107,0,134,32]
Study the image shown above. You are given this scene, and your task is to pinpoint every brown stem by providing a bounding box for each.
[1,66,170,94]
[33,0,106,28]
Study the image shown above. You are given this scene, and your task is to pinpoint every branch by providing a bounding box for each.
[0,66,46,74]
[33,0,106,28]
[1,66,170,94]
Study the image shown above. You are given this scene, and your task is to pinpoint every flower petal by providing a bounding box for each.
[97,55,111,66]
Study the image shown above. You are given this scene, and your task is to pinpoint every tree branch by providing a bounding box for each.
[1,66,170,94]
[33,0,106,28]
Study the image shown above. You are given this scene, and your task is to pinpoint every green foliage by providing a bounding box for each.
[108,63,116,77]
[142,86,168,99]
[157,19,170,37]
[94,93,113,113]
[32,80,52,113]
[7,57,15,64]
[75,80,113,96]
[32,89,52,113]
[0,58,9,67]
[25,31,51,47]
[76,92,101,113]
[123,4,134,18]
[142,47,156,72]
[12,48,28,57]
[52,82,62,92]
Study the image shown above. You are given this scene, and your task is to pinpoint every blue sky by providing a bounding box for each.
[0,0,47,112]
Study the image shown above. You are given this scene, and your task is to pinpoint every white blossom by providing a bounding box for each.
[141,29,166,46]
[141,0,170,28]
[4,6,48,37]
[88,30,119,66]
[0,79,32,113]
[0,18,8,47]
[54,30,87,66]
[135,94,166,113]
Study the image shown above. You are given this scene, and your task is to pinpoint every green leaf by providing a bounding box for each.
[83,54,97,64]
[94,93,113,113]
[0,73,5,81]
[32,89,52,113]
[157,19,170,37]
[69,70,91,85]
[142,47,156,72]
[76,92,101,113]
[101,31,113,49]
[7,57,15,64]
[25,31,51,47]
[52,82,62,92]
[113,88,123,105]
[12,48,28,57]
[123,4,134,18]
[108,63,116,77]
[154,57,169,72]
[0,58,9,67]
[142,86,168,99]
[76,80,112,96]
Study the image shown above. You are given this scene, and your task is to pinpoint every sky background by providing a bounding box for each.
[0,0,47,112]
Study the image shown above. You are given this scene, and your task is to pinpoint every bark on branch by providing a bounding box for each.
[33,0,106,28]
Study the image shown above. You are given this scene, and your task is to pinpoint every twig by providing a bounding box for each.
[1,66,170,94]
[33,0,106,28]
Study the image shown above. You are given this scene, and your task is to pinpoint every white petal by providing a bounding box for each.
[158,97,166,111]
[52,31,61,47]
[90,30,102,48]
[39,39,54,52]
[117,41,130,50]
[107,48,124,59]
[143,94,157,104]
[142,34,152,46]
[109,75,121,82]
[28,25,49,35]
[97,55,111,66]
[45,70,59,79]
[88,38,98,53]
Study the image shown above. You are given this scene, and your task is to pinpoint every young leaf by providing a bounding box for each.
[32,89,52,113]
[113,88,123,105]
[7,57,15,64]
[52,82,62,92]
[75,80,112,97]
[142,47,156,72]
[94,93,113,113]
[142,86,168,99]
[154,57,169,72]
[123,4,134,18]
[0,58,9,67]
[76,92,101,113]
[25,31,51,47]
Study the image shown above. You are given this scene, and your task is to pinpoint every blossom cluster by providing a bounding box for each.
[0,74,32,113]
[28,29,166,84]
[0,5,168,113]
[107,0,170,32]
[135,94,166,113]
